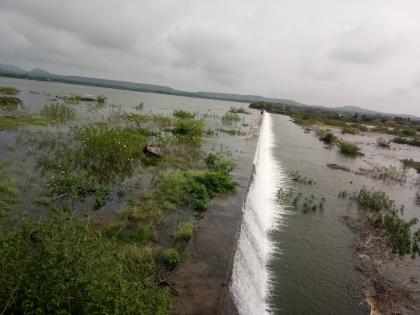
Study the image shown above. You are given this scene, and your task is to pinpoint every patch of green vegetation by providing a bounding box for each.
[163,248,182,270]
[290,170,316,185]
[173,219,197,241]
[0,164,18,213]
[96,95,107,104]
[317,129,337,144]
[123,199,163,226]
[0,86,19,95]
[74,124,147,177]
[40,103,76,121]
[217,128,245,136]
[118,113,173,128]
[341,126,358,134]
[375,213,418,257]
[228,107,250,114]
[401,159,420,172]
[221,112,241,125]
[104,223,150,244]
[0,212,171,314]
[338,140,363,156]
[0,116,49,128]
[47,173,92,199]
[172,117,205,145]
[0,96,23,111]
[158,154,236,211]
[392,137,420,147]
[94,186,110,209]
[351,186,397,212]
[367,164,408,183]
[173,110,195,119]
[276,188,325,212]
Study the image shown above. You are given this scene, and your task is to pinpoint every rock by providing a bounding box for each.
[143,144,162,157]
[326,163,350,172]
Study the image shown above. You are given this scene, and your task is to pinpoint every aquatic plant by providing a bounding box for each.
[393,137,420,147]
[40,103,76,121]
[338,140,363,156]
[352,187,397,212]
[0,211,171,314]
[123,199,163,226]
[163,248,182,270]
[172,117,205,145]
[366,164,408,184]
[217,128,246,136]
[173,219,197,241]
[228,107,250,114]
[0,164,18,213]
[317,129,337,144]
[173,110,195,119]
[290,170,316,185]
[104,223,150,244]
[135,102,144,111]
[341,126,358,134]
[96,95,107,104]
[0,96,23,111]
[47,173,92,199]
[375,212,418,257]
[0,86,19,95]
[0,116,49,128]
[94,186,110,209]
[221,112,241,125]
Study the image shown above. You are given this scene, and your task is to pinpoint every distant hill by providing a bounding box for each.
[0,63,417,118]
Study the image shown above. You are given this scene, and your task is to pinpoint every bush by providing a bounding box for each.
[173,219,197,241]
[375,213,418,257]
[0,213,171,314]
[173,110,195,119]
[40,103,76,121]
[353,187,396,212]
[96,95,107,104]
[163,248,182,270]
[204,153,234,174]
[0,86,19,95]
[0,96,23,111]
[228,107,250,114]
[221,112,241,125]
[47,173,92,199]
[318,130,337,144]
[173,118,205,145]
[105,223,150,244]
[94,186,110,209]
[338,140,363,156]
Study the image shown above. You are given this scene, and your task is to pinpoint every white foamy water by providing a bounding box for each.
[230,113,286,314]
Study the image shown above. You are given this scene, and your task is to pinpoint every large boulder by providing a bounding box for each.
[143,144,162,158]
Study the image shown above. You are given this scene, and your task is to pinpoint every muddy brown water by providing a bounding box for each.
[2,77,420,314]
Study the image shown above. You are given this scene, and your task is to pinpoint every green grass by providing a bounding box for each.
[173,110,195,119]
[317,129,337,144]
[0,96,23,111]
[163,248,182,270]
[221,112,241,125]
[40,103,76,121]
[0,86,19,95]
[173,219,197,241]
[338,140,363,156]
[0,212,171,314]
[0,116,49,128]
[228,107,250,114]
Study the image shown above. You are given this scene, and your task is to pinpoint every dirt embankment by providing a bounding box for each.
[168,116,263,315]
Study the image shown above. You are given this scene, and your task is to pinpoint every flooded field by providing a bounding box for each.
[267,114,420,314]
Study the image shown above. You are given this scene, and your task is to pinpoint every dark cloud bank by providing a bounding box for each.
[1,0,420,115]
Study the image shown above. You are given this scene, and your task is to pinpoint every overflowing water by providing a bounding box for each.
[231,113,286,314]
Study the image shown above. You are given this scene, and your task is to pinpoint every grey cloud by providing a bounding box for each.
[1,1,420,115]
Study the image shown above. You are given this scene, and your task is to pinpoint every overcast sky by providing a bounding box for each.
[1,0,420,115]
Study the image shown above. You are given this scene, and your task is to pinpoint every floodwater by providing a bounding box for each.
[3,77,420,314]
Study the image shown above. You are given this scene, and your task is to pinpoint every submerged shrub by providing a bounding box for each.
[377,137,390,149]
[221,112,241,125]
[352,187,397,212]
[163,248,182,270]
[47,173,92,199]
[40,103,76,121]
[173,219,197,241]
[317,130,337,144]
[338,140,363,156]
[0,96,23,111]
[173,118,205,144]
[173,110,195,119]
[0,86,20,95]
[96,95,107,104]
[94,186,110,209]
[0,212,171,314]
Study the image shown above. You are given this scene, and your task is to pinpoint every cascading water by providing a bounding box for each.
[230,113,285,314]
